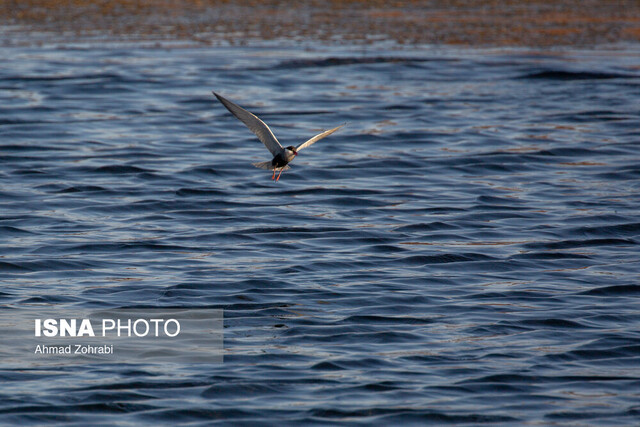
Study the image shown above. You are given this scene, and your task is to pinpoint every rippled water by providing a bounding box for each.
[1,42,640,424]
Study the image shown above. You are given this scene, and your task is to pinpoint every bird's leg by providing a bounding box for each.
[276,168,284,181]
[271,168,276,180]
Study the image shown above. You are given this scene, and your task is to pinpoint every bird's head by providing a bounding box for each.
[286,146,298,156]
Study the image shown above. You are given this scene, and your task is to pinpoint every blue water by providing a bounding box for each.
[1,42,640,425]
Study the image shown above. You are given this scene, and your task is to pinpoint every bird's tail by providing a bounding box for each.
[252,161,290,171]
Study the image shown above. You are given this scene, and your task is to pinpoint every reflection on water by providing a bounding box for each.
[1,42,639,424]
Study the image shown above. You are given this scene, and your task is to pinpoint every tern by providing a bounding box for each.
[213,92,344,181]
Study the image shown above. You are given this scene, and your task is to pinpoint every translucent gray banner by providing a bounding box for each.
[0,308,223,366]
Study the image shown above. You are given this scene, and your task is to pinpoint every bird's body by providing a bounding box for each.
[213,92,344,181]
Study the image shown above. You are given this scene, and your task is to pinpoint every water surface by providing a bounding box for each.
[1,42,639,424]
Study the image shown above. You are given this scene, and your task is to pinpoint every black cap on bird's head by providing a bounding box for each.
[286,146,298,155]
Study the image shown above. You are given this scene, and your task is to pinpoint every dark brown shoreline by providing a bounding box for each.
[2,0,640,47]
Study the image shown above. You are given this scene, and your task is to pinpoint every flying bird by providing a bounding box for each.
[213,92,344,181]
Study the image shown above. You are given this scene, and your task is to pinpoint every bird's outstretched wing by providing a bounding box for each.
[296,124,345,152]
[213,92,283,156]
